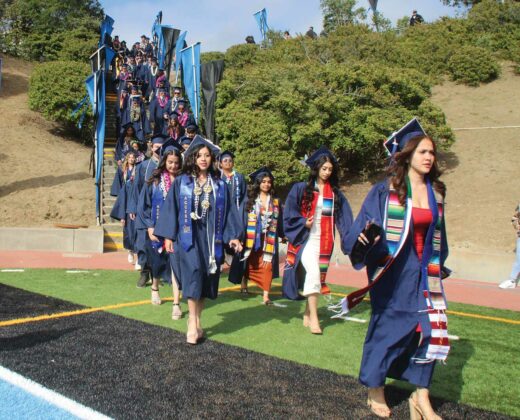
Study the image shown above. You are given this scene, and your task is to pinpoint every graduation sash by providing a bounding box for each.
[179,175,226,264]
[286,183,334,295]
[330,179,449,362]
[243,197,279,263]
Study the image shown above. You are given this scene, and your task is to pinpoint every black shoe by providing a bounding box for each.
[137,271,148,288]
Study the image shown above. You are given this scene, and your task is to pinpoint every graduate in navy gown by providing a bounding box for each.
[137,145,183,319]
[121,95,150,142]
[218,150,248,266]
[229,167,285,304]
[115,86,129,138]
[115,124,138,166]
[338,119,449,419]
[129,135,166,286]
[110,150,138,265]
[145,57,160,99]
[149,87,170,136]
[154,135,244,345]
[282,147,353,334]
[167,86,184,115]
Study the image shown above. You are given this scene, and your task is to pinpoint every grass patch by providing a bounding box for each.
[1,269,519,417]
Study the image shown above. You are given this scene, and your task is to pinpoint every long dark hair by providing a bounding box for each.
[182,144,220,178]
[303,155,341,213]
[386,135,446,206]
[246,174,276,213]
[147,149,183,185]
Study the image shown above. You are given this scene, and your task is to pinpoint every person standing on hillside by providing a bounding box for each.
[409,10,424,26]
[305,26,318,39]
[337,119,449,419]
[499,203,520,289]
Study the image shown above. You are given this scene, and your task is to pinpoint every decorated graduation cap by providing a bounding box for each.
[384,117,427,156]
[184,135,220,157]
[305,146,338,168]
[249,166,274,182]
[219,150,235,161]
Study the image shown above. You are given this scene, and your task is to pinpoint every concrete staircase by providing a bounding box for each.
[101,79,124,252]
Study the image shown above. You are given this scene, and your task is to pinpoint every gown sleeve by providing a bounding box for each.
[137,182,154,230]
[110,167,123,197]
[277,201,285,239]
[335,189,354,254]
[343,181,390,270]
[154,177,180,241]
[282,182,309,247]
[127,165,142,214]
[223,180,243,243]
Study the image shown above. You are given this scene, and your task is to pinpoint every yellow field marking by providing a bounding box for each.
[104,232,123,238]
[0,282,518,328]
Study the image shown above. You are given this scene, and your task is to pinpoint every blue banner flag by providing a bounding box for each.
[85,74,96,113]
[180,43,201,123]
[175,31,188,77]
[253,8,269,41]
[99,15,114,47]
[105,47,116,73]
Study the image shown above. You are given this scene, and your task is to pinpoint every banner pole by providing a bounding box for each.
[191,46,198,123]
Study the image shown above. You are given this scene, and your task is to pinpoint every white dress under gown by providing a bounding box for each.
[301,194,323,296]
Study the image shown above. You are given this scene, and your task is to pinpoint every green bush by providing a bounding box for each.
[447,45,500,86]
[29,61,93,142]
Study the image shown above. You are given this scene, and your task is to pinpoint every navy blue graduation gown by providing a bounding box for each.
[343,181,449,388]
[281,182,353,300]
[228,198,285,284]
[154,174,243,300]
[149,97,170,136]
[121,101,151,142]
[129,158,160,265]
[137,181,179,285]
[109,167,137,252]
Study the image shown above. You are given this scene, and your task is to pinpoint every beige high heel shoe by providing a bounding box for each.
[367,397,391,418]
[409,391,442,420]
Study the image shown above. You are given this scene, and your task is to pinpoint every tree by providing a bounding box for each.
[320,0,367,33]
[1,0,103,61]
[371,10,392,32]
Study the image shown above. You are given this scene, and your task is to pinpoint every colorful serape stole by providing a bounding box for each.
[243,197,279,263]
[330,180,449,362]
[286,182,335,295]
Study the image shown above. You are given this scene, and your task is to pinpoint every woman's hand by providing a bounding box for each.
[148,227,159,242]
[229,239,243,253]
[357,222,381,246]
[305,216,314,229]
[121,219,125,227]
[129,213,136,221]
[164,239,174,253]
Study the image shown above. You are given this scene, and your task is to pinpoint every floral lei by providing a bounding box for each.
[160,170,172,199]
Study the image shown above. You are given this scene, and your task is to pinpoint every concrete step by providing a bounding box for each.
[104,242,124,251]
[103,223,122,233]
[102,215,118,224]
[103,197,116,206]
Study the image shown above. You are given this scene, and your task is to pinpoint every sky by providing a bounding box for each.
[100,0,468,52]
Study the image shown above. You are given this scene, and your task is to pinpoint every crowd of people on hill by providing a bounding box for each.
[106,31,454,419]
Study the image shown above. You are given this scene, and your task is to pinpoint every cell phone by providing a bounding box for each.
[350,222,382,266]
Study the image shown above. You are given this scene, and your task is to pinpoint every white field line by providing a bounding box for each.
[1,269,25,273]
[0,365,113,420]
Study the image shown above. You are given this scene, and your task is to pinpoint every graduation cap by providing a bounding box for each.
[384,118,427,156]
[184,135,220,157]
[157,87,167,93]
[249,167,274,182]
[185,122,198,132]
[305,146,338,168]
[172,86,182,93]
[151,134,168,145]
[179,136,192,146]
[160,138,182,156]
[219,150,235,161]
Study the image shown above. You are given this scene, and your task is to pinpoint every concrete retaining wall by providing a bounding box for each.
[0,227,104,254]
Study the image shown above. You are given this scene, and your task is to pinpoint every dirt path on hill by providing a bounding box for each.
[0,56,518,254]
[0,55,95,227]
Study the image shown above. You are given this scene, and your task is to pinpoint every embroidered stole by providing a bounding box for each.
[331,180,449,362]
[286,183,335,294]
[243,197,279,263]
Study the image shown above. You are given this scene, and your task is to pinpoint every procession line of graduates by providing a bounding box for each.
[111,111,450,418]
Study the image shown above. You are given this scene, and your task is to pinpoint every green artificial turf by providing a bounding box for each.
[1,269,519,417]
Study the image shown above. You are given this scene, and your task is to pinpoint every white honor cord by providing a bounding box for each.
[206,176,217,274]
